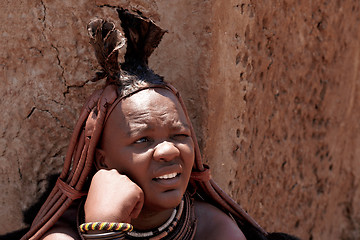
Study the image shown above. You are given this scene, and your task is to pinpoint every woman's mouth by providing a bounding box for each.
[154,172,180,180]
[151,165,183,189]
[152,172,182,189]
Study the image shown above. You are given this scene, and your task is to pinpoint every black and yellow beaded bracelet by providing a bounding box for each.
[79,222,133,233]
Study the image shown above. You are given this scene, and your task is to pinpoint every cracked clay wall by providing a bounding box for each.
[1,1,360,240]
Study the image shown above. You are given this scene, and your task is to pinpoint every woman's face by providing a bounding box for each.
[100,88,195,212]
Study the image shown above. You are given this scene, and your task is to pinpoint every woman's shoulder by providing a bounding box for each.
[193,200,247,240]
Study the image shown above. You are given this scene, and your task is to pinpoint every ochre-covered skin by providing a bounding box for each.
[1,1,360,239]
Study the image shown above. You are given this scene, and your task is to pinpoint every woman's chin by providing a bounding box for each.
[144,189,184,212]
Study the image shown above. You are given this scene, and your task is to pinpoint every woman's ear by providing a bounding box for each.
[95,148,108,170]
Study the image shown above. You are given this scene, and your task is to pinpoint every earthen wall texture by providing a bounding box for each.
[0,1,359,239]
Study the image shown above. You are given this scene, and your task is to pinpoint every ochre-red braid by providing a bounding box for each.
[67,130,86,181]
[63,89,104,180]
[75,85,118,191]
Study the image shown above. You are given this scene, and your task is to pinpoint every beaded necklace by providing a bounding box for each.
[126,192,197,240]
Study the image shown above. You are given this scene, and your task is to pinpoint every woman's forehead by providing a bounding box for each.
[123,88,177,104]
[107,88,189,129]
[120,88,181,114]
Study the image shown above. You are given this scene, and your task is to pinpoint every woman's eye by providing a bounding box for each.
[173,134,190,140]
[134,137,149,144]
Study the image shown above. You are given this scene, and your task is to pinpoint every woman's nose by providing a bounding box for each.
[153,141,180,162]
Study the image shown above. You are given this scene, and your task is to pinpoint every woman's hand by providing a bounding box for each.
[84,169,144,223]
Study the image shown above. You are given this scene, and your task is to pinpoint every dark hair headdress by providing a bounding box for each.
[87,18,125,83]
[22,9,270,240]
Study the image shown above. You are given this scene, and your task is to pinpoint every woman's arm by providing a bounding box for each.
[41,169,144,239]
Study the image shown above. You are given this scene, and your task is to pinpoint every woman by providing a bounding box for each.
[22,8,299,240]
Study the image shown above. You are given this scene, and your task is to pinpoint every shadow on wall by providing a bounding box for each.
[0,174,59,240]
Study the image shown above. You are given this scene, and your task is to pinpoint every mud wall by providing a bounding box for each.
[0,1,359,239]
[206,1,360,239]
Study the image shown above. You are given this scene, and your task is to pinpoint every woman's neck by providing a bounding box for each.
[131,208,174,231]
